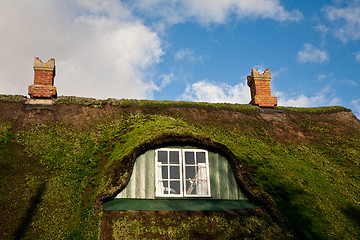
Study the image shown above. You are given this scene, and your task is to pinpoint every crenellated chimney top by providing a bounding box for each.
[247,68,277,107]
[28,57,57,99]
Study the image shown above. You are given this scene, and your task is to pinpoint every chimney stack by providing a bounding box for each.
[247,68,277,108]
[28,57,57,99]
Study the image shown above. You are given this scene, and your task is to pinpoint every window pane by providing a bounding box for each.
[185,166,196,179]
[196,152,206,163]
[161,166,168,179]
[158,151,167,164]
[170,181,180,194]
[185,152,195,164]
[162,181,169,194]
[185,180,197,195]
[169,151,179,164]
[170,166,180,179]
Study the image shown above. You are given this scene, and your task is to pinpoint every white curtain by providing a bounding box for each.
[197,163,207,195]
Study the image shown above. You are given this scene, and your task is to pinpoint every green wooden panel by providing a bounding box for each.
[116,150,155,199]
[209,152,220,199]
[103,199,260,211]
[209,152,247,200]
[145,150,155,198]
[220,154,230,198]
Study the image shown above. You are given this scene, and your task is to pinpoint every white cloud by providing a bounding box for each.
[270,67,288,78]
[356,52,360,62]
[297,44,329,64]
[276,86,341,107]
[317,74,327,80]
[153,73,174,91]
[351,98,360,119]
[314,23,329,42]
[314,24,329,35]
[174,48,203,63]
[323,1,360,42]
[0,0,164,99]
[129,0,303,27]
[180,80,250,103]
[341,79,358,86]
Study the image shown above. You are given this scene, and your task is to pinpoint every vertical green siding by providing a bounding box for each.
[115,148,247,200]
[116,150,155,199]
[209,152,247,200]
[145,150,155,198]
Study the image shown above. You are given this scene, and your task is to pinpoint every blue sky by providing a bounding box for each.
[1,0,359,117]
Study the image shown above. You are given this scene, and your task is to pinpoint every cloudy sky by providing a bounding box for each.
[1,0,359,117]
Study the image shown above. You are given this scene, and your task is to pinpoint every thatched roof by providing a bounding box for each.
[1,95,359,239]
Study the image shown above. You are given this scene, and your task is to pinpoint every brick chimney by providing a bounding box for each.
[247,68,277,107]
[28,57,57,99]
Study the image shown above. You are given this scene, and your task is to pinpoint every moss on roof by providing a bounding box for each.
[0,94,27,103]
[54,95,261,113]
[0,95,359,239]
[275,105,351,114]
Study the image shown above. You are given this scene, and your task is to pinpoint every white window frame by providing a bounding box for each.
[155,148,211,198]
[182,149,211,197]
[155,148,183,197]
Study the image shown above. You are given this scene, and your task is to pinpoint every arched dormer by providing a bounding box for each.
[98,134,278,214]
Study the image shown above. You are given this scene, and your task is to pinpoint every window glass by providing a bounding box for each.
[169,151,179,164]
[185,152,195,164]
[162,181,168,193]
[158,151,167,164]
[170,166,180,179]
[161,166,168,179]
[170,181,180,194]
[185,166,196,179]
[185,180,196,195]
[197,152,206,163]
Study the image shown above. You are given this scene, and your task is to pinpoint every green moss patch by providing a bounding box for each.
[103,210,293,240]
[0,94,27,103]
[0,122,104,239]
[276,105,351,114]
[55,96,260,113]
[0,144,48,239]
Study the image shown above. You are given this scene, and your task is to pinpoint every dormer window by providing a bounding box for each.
[110,145,253,211]
[155,148,211,197]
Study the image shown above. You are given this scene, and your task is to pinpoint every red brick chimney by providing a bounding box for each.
[28,57,57,99]
[247,68,277,107]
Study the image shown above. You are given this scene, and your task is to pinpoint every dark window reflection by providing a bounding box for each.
[169,151,179,164]
[185,152,195,164]
[162,181,169,193]
[186,180,196,194]
[170,181,180,194]
[161,166,168,179]
[197,152,206,163]
[185,166,196,179]
[158,151,167,164]
[170,166,180,179]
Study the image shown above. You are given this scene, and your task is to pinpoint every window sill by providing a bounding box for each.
[103,199,261,211]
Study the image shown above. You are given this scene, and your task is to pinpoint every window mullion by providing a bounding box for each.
[179,149,183,197]
[195,153,198,195]
[167,151,170,196]
[182,149,186,197]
